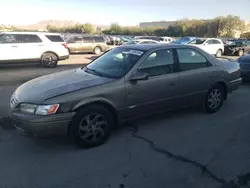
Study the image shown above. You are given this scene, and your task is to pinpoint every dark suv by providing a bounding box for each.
[66,35,108,55]
[224,40,247,56]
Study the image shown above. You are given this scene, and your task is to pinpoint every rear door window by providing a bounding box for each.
[73,37,82,43]
[177,48,212,71]
[212,40,221,44]
[45,35,64,42]
[205,40,213,45]
[20,34,42,43]
[83,37,93,43]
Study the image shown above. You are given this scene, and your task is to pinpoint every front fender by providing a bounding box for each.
[72,97,116,111]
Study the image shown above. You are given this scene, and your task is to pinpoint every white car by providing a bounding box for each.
[188,38,224,57]
[0,32,69,67]
[123,39,160,45]
[159,37,173,44]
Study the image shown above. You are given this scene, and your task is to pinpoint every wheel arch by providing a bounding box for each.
[216,81,228,100]
[40,51,59,60]
[69,100,120,134]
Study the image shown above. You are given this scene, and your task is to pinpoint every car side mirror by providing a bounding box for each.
[130,72,149,81]
[204,43,208,46]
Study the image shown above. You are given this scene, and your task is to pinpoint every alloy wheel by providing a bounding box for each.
[44,56,56,67]
[207,89,222,109]
[78,113,108,143]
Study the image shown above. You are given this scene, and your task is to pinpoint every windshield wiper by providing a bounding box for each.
[85,67,116,79]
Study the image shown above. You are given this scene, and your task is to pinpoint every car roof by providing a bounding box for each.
[0,31,60,35]
[118,44,191,51]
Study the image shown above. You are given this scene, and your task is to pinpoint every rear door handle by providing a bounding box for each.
[38,44,44,47]
[11,45,18,47]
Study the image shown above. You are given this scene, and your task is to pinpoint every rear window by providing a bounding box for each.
[45,35,64,42]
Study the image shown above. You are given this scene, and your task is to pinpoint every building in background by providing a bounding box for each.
[139,21,177,29]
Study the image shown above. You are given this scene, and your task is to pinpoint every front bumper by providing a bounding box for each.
[228,78,242,93]
[9,111,75,137]
[59,55,70,61]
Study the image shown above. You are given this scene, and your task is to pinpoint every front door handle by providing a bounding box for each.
[38,44,44,47]
[11,45,18,47]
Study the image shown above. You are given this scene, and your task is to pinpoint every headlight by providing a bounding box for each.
[19,104,37,114]
[19,103,59,115]
[35,104,59,115]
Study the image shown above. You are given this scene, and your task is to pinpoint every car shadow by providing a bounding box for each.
[22,106,201,151]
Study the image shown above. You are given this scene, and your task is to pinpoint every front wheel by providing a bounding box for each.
[70,105,114,148]
[204,84,225,113]
[41,53,58,68]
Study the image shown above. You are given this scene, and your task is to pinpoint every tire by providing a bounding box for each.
[41,52,58,68]
[238,50,244,56]
[93,46,101,55]
[204,84,225,113]
[70,105,114,148]
[215,49,222,57]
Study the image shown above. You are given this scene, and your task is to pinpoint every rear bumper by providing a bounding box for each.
[228,78,242,93]
[9,111,75,137]
[59,55,69,61]
[241,70,250,80]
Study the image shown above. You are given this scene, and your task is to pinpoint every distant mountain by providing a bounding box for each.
[17,20,109,31]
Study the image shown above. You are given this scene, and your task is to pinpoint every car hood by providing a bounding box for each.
[13,68,114,104]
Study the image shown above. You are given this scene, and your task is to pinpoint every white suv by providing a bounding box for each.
[188,38,224,57]
[0,32,69,67]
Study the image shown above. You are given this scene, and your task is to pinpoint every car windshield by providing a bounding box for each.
[85,47,144,78]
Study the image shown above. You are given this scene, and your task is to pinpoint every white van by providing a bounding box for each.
[0,32,69,67]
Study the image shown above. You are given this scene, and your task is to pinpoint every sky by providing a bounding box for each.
[0,0,250,26]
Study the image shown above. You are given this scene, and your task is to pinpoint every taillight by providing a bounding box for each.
[61,43,67,49]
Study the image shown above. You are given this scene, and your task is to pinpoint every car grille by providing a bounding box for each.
[10,95,19,109]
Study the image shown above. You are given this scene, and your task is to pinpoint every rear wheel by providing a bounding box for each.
[215,49,222,57]
[70,105,114,148]
[204,84,225,113]
[93,47,101,55]
[41,52,58,68]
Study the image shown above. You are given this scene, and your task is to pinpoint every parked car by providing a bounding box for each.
[159,37,173,44]
[171,37,196,44]
[9,44,241,148]
[0,32,69,68]
[66,35,108,55]
[237,55,250,80]
[224,40,247,56]
[245,40,250,54]
[122,39,160,45]
[188,38,224,57]
[134,36,161,42]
